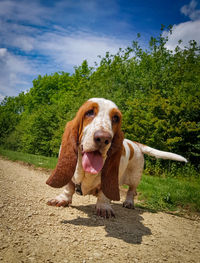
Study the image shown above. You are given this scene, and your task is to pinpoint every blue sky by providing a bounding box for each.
[0,0,200,100]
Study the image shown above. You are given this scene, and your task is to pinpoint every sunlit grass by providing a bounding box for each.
[137,174,200,212]
[0,147,57,169]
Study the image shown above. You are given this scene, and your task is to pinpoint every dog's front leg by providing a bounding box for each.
[47,180,75,207]
[95,190,115,218]
[123,185,136,209]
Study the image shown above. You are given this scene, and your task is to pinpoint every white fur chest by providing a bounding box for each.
[81,173,101,195]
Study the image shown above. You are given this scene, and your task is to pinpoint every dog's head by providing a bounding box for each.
[46,98,124,200]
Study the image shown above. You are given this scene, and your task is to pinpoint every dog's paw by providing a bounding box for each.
[47,195,72,207]
[95,203,115,218]
[122,200,135,209]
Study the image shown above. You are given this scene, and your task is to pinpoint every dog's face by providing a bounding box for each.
[80,98,122,175]
[46,98,124,200]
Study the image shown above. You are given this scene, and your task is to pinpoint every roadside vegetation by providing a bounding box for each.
[137,174,200,213]
[0,148,57,169]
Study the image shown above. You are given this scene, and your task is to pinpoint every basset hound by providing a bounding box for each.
[46,98,187,218]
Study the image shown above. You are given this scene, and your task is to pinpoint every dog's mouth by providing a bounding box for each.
[82,151,104,175]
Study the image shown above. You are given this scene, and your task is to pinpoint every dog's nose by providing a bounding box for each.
[94,130,112,146]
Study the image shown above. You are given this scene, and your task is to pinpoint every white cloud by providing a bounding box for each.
[165,20,200,50]
[0,48,7,56]
[0,0,50,25]
[36,31,127,69]
[164,0,200,50]
[0,49,35,97]
[0,0,129,97]
[181,0,200,20]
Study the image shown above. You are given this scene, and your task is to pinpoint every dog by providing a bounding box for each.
[46,98,187,217]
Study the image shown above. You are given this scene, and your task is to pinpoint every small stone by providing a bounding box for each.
[28,257,35,262]
[49,213,55,216]
[27,213,32,217]
[93,252,102,259]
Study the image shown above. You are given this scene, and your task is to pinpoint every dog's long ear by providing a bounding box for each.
[46,119,79,188]
[101,130,124,201]
[46,100,98,188]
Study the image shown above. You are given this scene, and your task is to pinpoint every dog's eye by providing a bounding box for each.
[85,109,95,117]
[112,115,120,123]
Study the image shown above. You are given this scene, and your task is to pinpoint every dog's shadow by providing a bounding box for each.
[61,203,152,244]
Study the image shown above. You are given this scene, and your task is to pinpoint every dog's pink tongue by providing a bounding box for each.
[82,151,103,174]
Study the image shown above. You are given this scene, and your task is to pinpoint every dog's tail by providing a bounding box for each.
[136,143,187,163]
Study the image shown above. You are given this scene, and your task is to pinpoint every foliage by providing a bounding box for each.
[0,31,200,175]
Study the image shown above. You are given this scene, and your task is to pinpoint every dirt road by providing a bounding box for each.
[0,158,200,263]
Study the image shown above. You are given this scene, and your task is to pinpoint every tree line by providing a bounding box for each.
[0,32,199,175]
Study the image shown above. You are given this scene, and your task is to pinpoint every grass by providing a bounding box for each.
[0,148,57,170]
[136,174,200,213]
[0,147,200,214]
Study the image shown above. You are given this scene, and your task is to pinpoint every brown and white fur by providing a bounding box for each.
[46,98,187,218]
